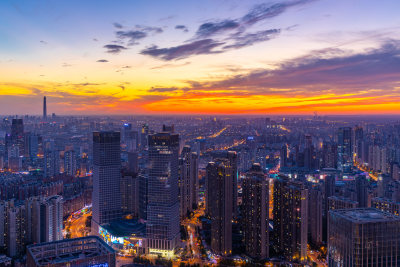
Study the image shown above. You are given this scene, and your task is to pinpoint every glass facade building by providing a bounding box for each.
[328,208,400,266]
[146,132,180,256]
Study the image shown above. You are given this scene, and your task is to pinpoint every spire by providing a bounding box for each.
[43,96,47,120]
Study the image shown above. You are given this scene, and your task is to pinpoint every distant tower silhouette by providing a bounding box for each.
[43,96,47,120]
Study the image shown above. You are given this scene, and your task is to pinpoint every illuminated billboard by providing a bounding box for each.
[98,226,143,250]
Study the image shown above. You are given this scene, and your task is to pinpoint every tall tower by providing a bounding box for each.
[179,146,199,219]
[92,132,122,234]
[146,131,180,257]
[337,127,353,172]
[206,159,233,256]
[242,163,269,259]
[40,195,63,242]
[43,96,47,120]
[273,177,308,261]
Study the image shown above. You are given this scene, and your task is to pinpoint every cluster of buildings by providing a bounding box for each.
[0,196,63,257]
[1,102,400,266]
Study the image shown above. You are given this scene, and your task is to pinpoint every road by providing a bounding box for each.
[180,205,212,266]
[70,212,90,238]
[308,250,327,267]
[355,161,378,181]
[116,256,133,267]
[65,208,91,239]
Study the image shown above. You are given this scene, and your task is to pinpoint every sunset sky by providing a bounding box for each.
[1,0,400,115]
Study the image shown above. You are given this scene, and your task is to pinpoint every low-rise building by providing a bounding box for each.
[26,236,116,267]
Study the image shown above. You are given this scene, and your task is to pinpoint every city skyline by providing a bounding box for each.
[1,0,400,115]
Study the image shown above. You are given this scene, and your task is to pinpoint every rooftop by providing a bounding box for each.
[27,236,114,266]
[330,208,400,223]
[101,219,146,237]
[328,195,358,204]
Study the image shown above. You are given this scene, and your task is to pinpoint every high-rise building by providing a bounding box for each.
[138,172,148,221]
[43,140,60,178]
[125,131,138,152]
[146,132,180,257]
[323,175,336,242]
[25,133,39,159]
[354,126,364,163]
[328,196,358,210]
[92,132,122,234]
[178,146,198,219]
[5,119,25,166]
[121,172,139,217]
[140,124,149,150]
[64,149,77,177]
[0,196,63,258]
[0,202,5,249]
[328,208,400,266]
[304,134,314,170]
[337,127,353,172]
[43,96,47,120]
[322,142,337,169]
[122,123,132,144]
[40,195,63,243]
[308,184,323,246]
[280,144,288,168]
[227,151,238,218]
[242,163,269,259]
[273,177,308,261]
[206,159,233,256]
[11,119,24,139]
[371,197,400,216]
[25,197,41,244]
[4,202,26,257]
[355,175,369,207]
[209,151,238,217]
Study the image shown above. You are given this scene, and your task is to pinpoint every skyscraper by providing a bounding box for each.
[322,142,337,169]
[355,175,369,207]
[146,131,180,257]
[354,126,364,163]
[40,195,63,242]
[64,149,77,177]
[242,163,269,259]
[308,184,323,246]
[206,159,233,256]
[178,146,198,219]
[43,140,60,178]
[140,124,149,150]
[328,208,400,266]
[43,96,47,120]
[323,175,336,242]
[138,172,148,221]
[6,119,25,160]
[25,133,39,159]
[337,127,353,172]
[208,151,238,217]
[92,132,122,234]
[304,134,314,170]
[273,177,308,261]
[280,144,288,168]
[121,172,139,217]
